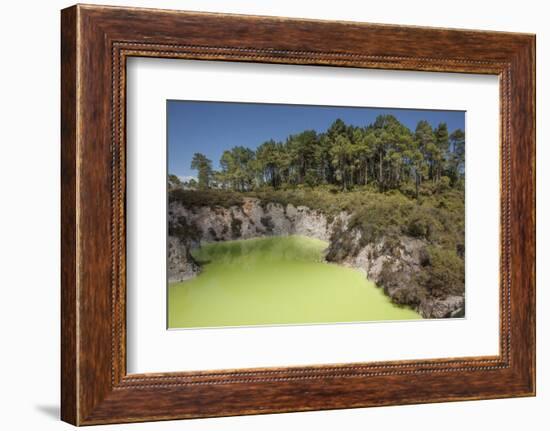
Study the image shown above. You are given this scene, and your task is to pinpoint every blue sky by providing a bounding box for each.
[167,100,465,179]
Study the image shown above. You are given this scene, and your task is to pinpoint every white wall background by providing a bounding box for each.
[0,0,546,429]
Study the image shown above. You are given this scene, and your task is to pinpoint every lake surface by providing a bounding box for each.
[168,235,420,328]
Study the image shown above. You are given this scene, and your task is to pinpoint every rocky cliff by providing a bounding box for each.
[167,236,200,283]
[168,197,464,319]
[169,197,348,242]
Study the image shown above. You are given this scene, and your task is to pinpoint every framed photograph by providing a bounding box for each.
[61,4,535,425]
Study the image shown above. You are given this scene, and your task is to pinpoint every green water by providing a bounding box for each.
[168,235,420,328]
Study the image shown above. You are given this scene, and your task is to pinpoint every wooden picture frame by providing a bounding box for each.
[61,4,535,425]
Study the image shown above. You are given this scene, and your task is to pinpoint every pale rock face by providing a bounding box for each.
[418,295,465,319]
[167,236,200,283]
[287,205,329,241]
[169,198,339,243]
[167,199,464,319]
[342,236,423,273]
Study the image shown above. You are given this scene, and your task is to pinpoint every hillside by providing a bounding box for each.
[168,185,465,318]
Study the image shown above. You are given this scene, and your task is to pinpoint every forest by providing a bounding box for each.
[171,115,465,197]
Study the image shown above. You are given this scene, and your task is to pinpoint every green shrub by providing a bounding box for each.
[390,285,426,306]
[436,176,451,193]
[417,246,465,298]
[407,216,428,238]
[169,188,244,208]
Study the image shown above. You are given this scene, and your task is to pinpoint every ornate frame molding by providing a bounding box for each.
[61,5,535,425]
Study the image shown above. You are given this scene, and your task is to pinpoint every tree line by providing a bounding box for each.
[180,115,465,198]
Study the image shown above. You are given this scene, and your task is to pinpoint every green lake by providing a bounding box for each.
[168,235,421,328]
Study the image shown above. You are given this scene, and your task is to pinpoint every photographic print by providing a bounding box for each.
[167,101,465,329]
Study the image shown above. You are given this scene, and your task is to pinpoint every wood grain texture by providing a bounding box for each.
[60,4,536,425]
[60,5,78,425]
